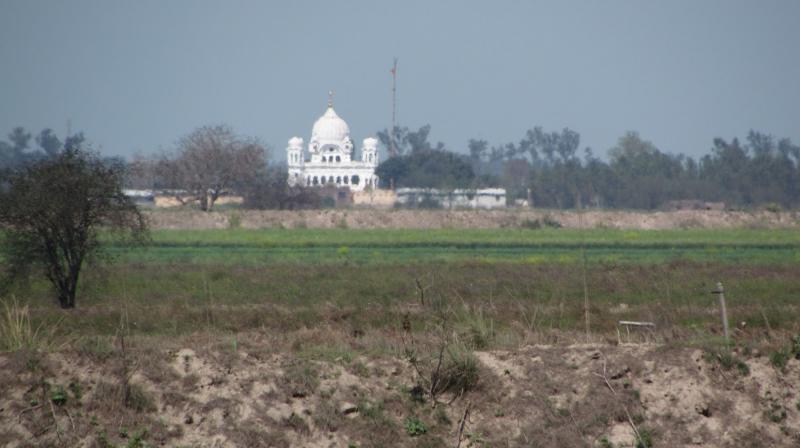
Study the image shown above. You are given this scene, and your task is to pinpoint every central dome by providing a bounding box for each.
[311,106,350,142]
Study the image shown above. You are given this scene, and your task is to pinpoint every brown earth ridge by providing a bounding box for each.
[146,209,800,230]
[1,339,798,447]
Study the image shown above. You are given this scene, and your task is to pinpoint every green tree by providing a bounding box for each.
[0,145,147,308]
[36,129,62,157]
[375,148,475,189]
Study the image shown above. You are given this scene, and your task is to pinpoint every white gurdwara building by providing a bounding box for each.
[287,97,379,191]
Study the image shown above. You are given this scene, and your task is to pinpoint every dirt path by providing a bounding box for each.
[146,208,800,230]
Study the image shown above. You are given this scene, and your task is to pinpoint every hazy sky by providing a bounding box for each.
[1,0,798,161]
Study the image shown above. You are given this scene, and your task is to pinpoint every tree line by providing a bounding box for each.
[3,124,798,211]
[377,125,800,209]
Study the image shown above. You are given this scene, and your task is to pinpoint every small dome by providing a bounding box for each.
[311,106,350,143]
[362,137,378,151]
[288,137,303,149]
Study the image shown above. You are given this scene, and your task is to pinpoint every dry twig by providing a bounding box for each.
[592,355,642,443]
[455,400,471,448]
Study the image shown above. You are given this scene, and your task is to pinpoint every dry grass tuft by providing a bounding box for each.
[0,296,62,351]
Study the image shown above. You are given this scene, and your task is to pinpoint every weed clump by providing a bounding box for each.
[404,417,428,437]
[704,349,750,376]
[770,349,790,371]
[520,215,562,229]
[635,428,655,448]
[282,360,320,398]
[50,385,68,405]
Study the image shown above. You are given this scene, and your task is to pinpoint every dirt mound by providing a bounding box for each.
[2,341,798,447]
[145,209,800,230]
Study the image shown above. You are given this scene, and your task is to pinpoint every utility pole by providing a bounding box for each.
[389,58,398,191]
[390,57,398,158]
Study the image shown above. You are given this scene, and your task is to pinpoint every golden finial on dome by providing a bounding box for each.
[328,90,334,108]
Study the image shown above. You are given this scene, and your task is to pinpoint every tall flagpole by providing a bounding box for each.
[390,58,398,158]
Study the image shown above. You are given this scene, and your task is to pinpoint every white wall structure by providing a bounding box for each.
[395,188,507,209]
[287,97,379,192]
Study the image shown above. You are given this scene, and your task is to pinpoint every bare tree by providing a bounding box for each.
[0,145,148,308]
[161,125,267,211]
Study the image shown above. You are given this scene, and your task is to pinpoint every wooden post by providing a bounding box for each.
[712,282,730,344]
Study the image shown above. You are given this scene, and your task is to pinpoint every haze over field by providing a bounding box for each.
[1,0,799,159]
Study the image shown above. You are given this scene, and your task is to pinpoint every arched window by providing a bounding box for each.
[351,175,360,185]
[322,156,327,162]
[328,176,334,184]
[312,176,319,185]
[343,176,349,184]
[336,176,341,184]
[336,155,341,162]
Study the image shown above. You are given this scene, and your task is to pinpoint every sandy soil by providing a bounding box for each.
[2,341,798,447]
[145,208,800,230]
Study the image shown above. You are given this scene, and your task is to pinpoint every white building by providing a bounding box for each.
[287,96,379,191]
[395,188,507,209]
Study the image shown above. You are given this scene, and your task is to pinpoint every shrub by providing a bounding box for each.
[599,437,615,448]
[50,385,68,405]
[704,349,749,376]
[126,383,156,412]
[228,213,242,229]
[282,361,319,398]
[770,349,790,371]
[636,428,654,448]
[404,417,428,437]
[520,215,561,229]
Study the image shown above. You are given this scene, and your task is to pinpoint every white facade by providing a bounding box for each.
[287,99,379,191]
[395,188,507,209]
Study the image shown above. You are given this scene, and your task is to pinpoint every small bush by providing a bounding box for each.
[282,361,319,398]
[125,430,149,448]
[404,417,428,437]
[770,349,790,371]
[636,428,654,448]
[599,436,615,448]
[74,336,115,361]
[438,350,480,396]
[765,402,787,423]
[735,359,750,376]
[285,412,310,434]
[791,335,800,358]
[312,401,341,433]
[520,215,561,229]
[228,213,242,229]
[126,383,156,412]
[51,385,68,406]
[542,214,562,228]
[704,349,749,376]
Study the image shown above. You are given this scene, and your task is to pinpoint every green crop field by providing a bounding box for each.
[106,227,800,265]
[3,226,793,343]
